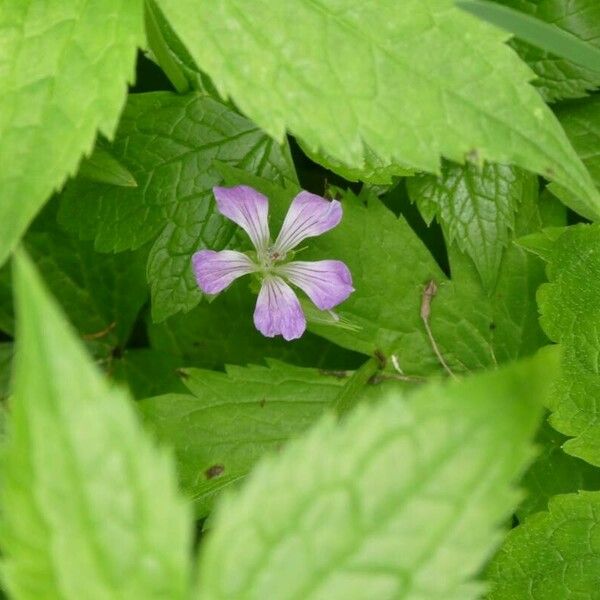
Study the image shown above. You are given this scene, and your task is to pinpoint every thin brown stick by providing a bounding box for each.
[421,281,456,379]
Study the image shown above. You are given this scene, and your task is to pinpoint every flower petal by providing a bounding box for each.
[273,191,342,255]
[279,260,354,310]
[213,185,270,250]
[253,276,306,340]
[192,250,256,294]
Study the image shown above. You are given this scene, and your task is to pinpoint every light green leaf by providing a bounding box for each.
[58,92,297,322]
[217,167,552,377]
[549,95,600,209]
[148,283,362,371]
[139,361,388,517]
[195,351,552,600]
[492,0,600,102]
[1,251,191,599]
[157,0,600,217]
[517,420,600,520]
[526,224,600,466]
[487,491,600,599]
[407,162,531,291]
[0,0,144,266]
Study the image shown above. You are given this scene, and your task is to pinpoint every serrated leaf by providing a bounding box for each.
[493,0,600,102]
[195,351,552,600]
[0,0,144,266]
[407,162,530,291]
[157,0,600,217]
[58,92,297,321]
[1,251,191,599]
[549,95,600,209]
[148,283,362,371]
[527,224,600,466]
[487,491,600,599]
[517,420,600,520]
[216,167,553,377]
[139,361,387,517]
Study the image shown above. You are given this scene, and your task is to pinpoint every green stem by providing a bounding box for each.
[333,356,380,417]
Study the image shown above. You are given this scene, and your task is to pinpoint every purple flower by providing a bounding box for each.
[192,185,354,340]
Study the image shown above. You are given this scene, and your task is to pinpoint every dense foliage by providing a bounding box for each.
[1,1,600,598]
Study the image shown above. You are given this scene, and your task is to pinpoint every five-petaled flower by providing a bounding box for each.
[192,185,354,341]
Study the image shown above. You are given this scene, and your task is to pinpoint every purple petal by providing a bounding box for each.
[192,250,256,294]
[273,191,342,255]
[213,185,270,250]
[253,276,306,340]
[279,260,354,310]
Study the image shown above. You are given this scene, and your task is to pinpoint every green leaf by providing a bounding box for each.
[157,0,600,217]
[195,351,553,599]
[58,92,297,322]
[147,283,362,371]
[549,95,600,210]
[79,144,137,187]
[517,420,600,520]
[139,361,387,517]
[109,348,187,399]
[527,224,600,466]
[459,0,600,72]
[491,0,600,102]
[407,162,530,291]
[144,0,216,95]
[487,491,600,599]
[1,251,191,599]
[0,0,144,266]
[0,204,149,357]
[300,142,414,185]
[217,167,552,377]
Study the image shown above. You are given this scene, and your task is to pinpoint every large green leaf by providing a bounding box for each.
[140,361,388,517]
[58,92,296,322]
[487,491,600,599]
[195,351,552,599]
[0,0,144,266]
[407,162,529,291]
[217,166,552,377]
[157,0,600,217]
[493,0,600,102]
[523,224,600,467]
[1,251,191,599]
[517,420,600,520]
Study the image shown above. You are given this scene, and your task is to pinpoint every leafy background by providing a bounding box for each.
[1,0,600,598]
